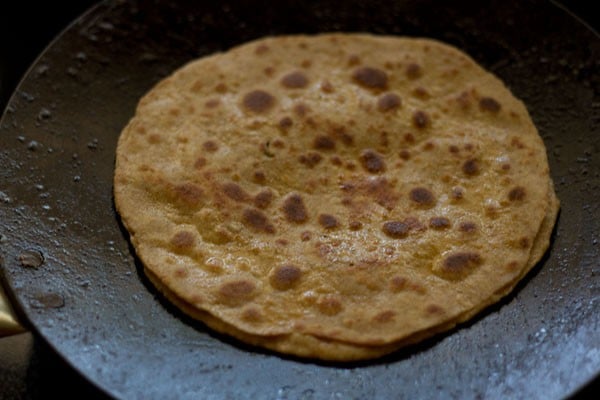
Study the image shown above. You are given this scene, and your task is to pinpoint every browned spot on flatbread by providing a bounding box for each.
[241,307,263,323]
[373,310,396,323]
[242,208,275,233]
[281,71,309,88]
[409,187,436,207]
[458,221,477,233]
[479,97,501,113]
[317,295,344,316]
[352,67,388,90]
[519,237,530,249]
[173,183,203,206]
[174,268,188,278]
[360,149,386,173]
[170,231,195,249]
[321,80,334,93]
[508,186,526,201]
[440,252,483,278]
[217,280,256,306]
[253,170,266,183]
[254,189,273,209]
[278,116,293,130]
[349,221,362,231]
[282,193,309,223]
[318,214,340,229]
[389,276,407,292]
[462,158,479,176]
[270,265,302,290]
[222,182,251,202]
[412,110,430,129]
[406,63,423,79]
[425,304,445,315]
[293,103,310,117]
[313,135,336,151]
[255,44,269,55]
[242,90,275,113]
[377,93,401,112]
[299,152,322,168]
[202,140,219,152]
[194,157,207,169]
[382,221,409,238]
[429,217,450,229]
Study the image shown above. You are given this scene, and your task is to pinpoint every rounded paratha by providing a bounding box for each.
[114,34,558,360]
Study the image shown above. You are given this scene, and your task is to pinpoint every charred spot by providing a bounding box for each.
[242,208,275,234]
[423,141,435,151]
[222,182,251,202]
[449,145,460,154]
[360,149,386,173]
[366,177,399,210]
[282,193,309,223]
[412,110,430,129]
[170,231,195,249]
[352,66,388,90]
[519,237,530,249]
[281,71,309,88]
[298,152,322,168]
[462,158,480,176]
[242,90,275,113]
[203,140,219,152]
[399,149,411,160]
[479,97,501,113]
[254,189,273,209]
[270,264,302,290]
[218,280,256,306]
[442,252,482,275]
[174,183,203,206]
[409,187,436,207]
[406,63,423,79]
[377,93,401,112]
[508,186,526,201]
[459,221,477,233]
[429,217,450,229]
[382,221,409,239]
[318,214,340,229]
[313,135,336,151]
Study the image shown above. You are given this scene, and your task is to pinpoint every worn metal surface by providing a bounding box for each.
[0,0,598,398]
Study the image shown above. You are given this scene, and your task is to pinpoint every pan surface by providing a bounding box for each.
[1,0,598,398]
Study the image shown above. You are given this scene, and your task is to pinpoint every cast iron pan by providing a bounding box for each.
[1,0,598,398]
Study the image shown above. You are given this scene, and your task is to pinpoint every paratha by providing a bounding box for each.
[114,34,559,361]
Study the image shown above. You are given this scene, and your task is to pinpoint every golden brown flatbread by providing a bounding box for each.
[114,34,558,360]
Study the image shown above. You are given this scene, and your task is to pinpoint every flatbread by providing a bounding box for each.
[114,34,559,360]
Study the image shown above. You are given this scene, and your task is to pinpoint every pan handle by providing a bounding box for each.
[0,285,25,336]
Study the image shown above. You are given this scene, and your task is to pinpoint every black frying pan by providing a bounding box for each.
[1,1,598,398]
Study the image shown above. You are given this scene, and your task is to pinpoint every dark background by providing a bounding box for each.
[0,1,597,399]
